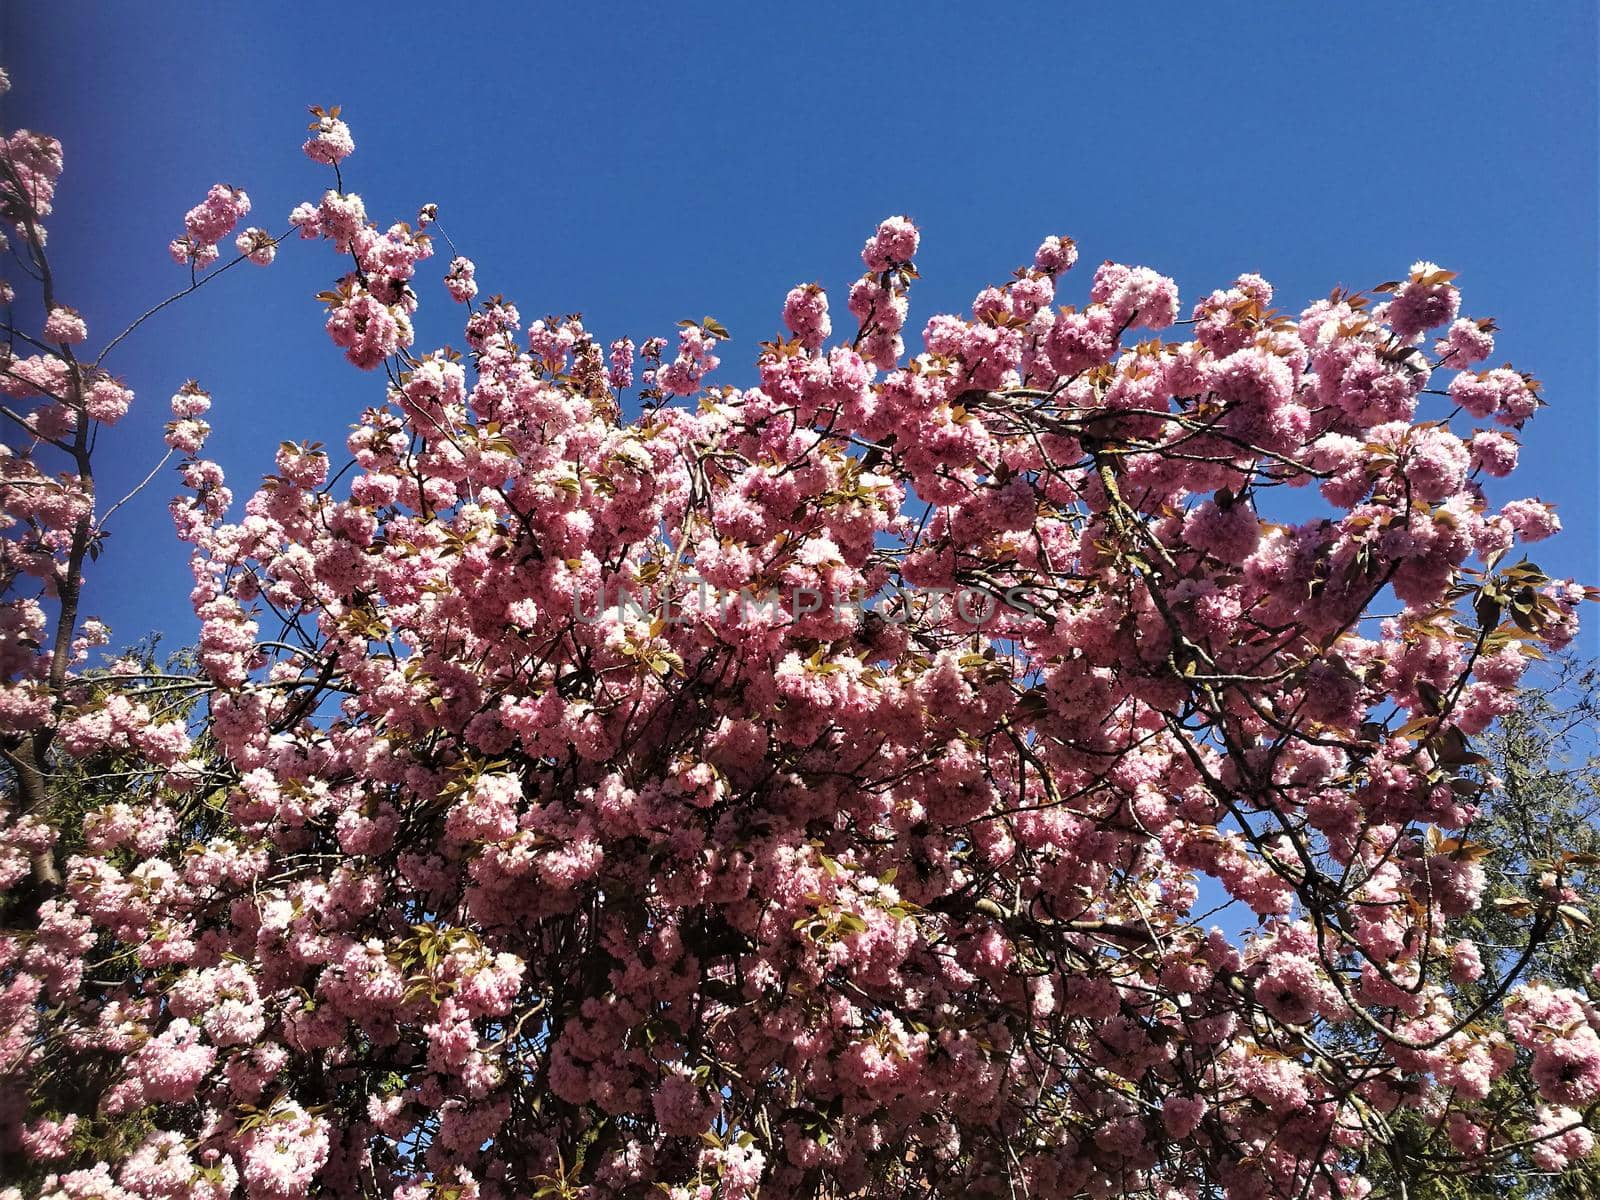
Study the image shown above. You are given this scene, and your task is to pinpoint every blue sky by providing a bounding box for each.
[4,2,1596,655]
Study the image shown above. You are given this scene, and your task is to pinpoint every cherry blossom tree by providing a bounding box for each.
[2,70,1598,1200]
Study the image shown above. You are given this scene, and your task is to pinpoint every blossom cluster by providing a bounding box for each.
[169,184,252,269]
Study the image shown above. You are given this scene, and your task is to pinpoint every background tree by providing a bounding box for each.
[1372,655,1600,1200]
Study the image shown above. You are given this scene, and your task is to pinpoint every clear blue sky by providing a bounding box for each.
[4,3,1596,655]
